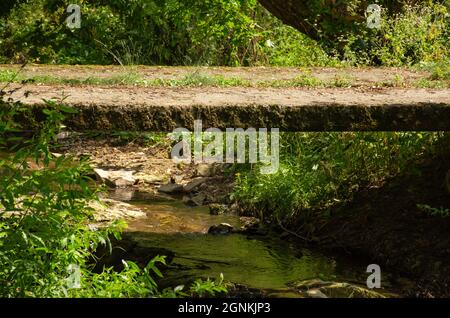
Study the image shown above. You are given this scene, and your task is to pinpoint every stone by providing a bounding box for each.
[196,164,214,177]
[182,195,195,206]
[109,188,134,201]
[307,289,328,298]
[89,198,146,223]
[208,223,234,235]
[94,168,135,188]
[183,177,208,193]
[158,183,183,194]
[170,174,184,183]
[56,131,71,140]
[205,193,227,204]
[318,283,386,298]
[191,193,207,206]
[134,172,166,185]
[239,216,261,232]
[182,195,205,207]
[209,204,227,215]
[290,279,387,298]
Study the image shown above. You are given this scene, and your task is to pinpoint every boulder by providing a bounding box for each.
[158,183,183,194]
[134,172,167,185]
[89,198,146,223]
[208,223,234,235]
[191,193,207,206]
[239,216,262,234]
[196,164,214,177]
[182,194,206,206]
[94,168,136,188]
[307,289,328,298]
[318,283,386,298]
[209,204,227,215]
[183,177,208,193]
[290,279,387,298]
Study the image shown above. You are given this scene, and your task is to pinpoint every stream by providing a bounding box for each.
[108,191,399,298]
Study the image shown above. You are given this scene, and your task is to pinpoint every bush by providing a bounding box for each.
[233,132,446,223]
[0,96,166,297]
[341,4,449,66]
[1,2,448,66]
[0,0,335,66]
[0,91,227,297]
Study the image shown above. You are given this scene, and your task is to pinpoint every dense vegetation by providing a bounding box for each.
[0,88,228,297]
[232,132,449,236]
[0,0,449,298]
[0,0,448,66]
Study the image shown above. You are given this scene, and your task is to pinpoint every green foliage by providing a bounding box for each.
[0,91,227,297]
[0,1,447,66]
[0,0,333,66]
[189,273,228,298]
[417,204,450,218]
[233,132,446,224]
[0,98,166,297]
[341,4,449,66]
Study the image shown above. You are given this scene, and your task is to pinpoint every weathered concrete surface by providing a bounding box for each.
[0,64,432,86]
[5,84,450,131]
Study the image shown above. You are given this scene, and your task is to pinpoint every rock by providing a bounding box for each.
[229,203,240,214]
[170,175,184,184]
[158,183,184,194]
[209,204,227,215]
[182,195,194,206]
[290,279,333,290]
[109,188,134,201]
[319,283,386,298]
[191,193,207,206]
[183,177,208,193]
[196,164,214,177]
[206,193,227,204]
[290,279,387,298]
[239,216,261,233]
[208,223,234,235]
[134,172,167,185]
[307,289,328,298]
[94,168,136,188]
[182,194,206,206]
[56,131,71,140]
[89,198,146,223]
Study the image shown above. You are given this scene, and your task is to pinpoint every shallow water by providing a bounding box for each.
[116,192,397,297]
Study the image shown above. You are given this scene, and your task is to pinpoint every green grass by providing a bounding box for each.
[232,132,448,233]
[1,69,448,89]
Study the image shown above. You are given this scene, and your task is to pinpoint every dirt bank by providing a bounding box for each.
[284,145,450,297]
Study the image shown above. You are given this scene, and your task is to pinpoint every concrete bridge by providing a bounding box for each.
[2,66,450,131]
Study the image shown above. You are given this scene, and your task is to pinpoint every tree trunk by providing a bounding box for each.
[258,0,426,43]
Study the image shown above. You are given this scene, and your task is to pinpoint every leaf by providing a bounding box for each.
[60,105,79,114]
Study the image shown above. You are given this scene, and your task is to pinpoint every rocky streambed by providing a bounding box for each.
[57,135,408,298]
[92,192,400,298]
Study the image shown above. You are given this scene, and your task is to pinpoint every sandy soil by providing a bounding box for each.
[0,64,434,87]
[5,84,450,107]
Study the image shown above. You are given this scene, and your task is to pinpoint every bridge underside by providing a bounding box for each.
[5,84,450,132]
